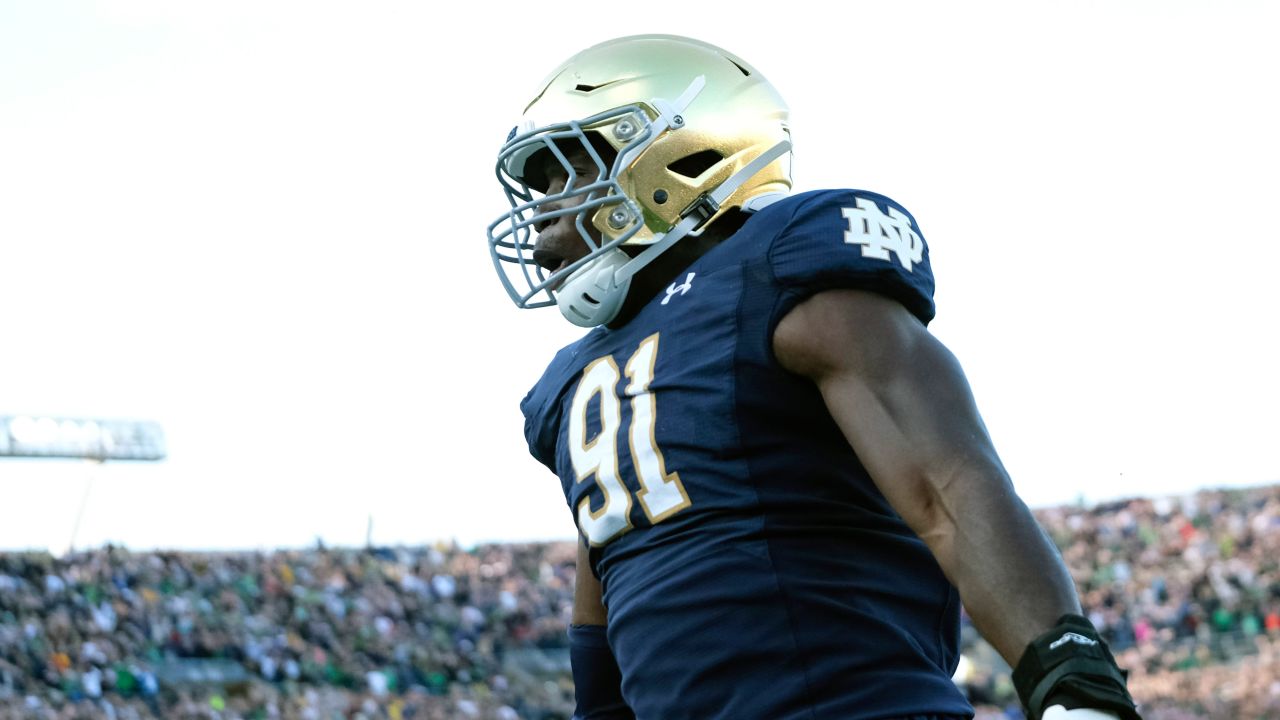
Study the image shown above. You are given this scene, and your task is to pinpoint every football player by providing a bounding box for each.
[486,35,1140,720]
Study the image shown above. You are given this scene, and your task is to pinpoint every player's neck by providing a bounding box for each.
[606,211,747,329]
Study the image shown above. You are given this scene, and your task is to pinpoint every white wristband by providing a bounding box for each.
[1042,705,1122,720]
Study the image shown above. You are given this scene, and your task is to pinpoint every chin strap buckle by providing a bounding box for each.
[679,193,721,231]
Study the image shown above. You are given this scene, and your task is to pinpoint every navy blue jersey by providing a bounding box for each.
[521,189,972,720]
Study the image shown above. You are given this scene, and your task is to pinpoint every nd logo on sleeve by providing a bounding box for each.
[842,197,924,271]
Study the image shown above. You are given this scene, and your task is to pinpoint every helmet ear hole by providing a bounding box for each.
[667,149,724,179]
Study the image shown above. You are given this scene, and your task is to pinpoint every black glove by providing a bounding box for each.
[1012,614,1141,720]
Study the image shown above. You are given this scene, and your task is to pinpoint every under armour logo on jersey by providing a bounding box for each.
[662,273,696,305]
[842,197,924,272]
[1048,632,1099,651]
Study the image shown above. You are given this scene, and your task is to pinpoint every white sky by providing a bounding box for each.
[1,0,1276,552]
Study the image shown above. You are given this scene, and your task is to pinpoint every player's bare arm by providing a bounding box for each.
[773,287,1079,665]
[573,539,608,626]
[775,288,1138,718]
[570,541,633,719]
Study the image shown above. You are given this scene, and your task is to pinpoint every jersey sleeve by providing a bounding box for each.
[521,348,575,473]
[521,336,595,473]
[520,387,558,472]
[768,189,936,325]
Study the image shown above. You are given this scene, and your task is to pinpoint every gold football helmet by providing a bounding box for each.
[487,34,792,326]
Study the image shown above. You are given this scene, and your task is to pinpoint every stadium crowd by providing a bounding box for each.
[1,483,1278,719]
[1,541,579,719]
[969,485,1280,719]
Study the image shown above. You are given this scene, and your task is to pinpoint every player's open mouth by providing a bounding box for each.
[532,249,570,291]
[548,259,571,292]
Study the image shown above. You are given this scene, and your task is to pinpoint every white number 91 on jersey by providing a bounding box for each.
[568,333,692,546]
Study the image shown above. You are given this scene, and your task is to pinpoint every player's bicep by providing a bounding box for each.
[573,538,608,626]
[773,289,1009,540]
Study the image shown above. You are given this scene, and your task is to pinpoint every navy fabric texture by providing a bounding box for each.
[522,190,971,720]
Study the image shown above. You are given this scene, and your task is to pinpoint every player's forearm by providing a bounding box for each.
[921,467,1081,667]
[570,624,635,719]
[574,539,609,625]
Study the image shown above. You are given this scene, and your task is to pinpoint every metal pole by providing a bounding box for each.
[67,458,103,555]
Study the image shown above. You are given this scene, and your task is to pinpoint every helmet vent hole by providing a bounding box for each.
[668,150,724,179]
[727,59,751,77]
[573,79,624,93]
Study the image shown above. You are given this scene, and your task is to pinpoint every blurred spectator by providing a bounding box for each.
[2,541,577,718]
[960,484,1280,719]
[2,484,1278,718]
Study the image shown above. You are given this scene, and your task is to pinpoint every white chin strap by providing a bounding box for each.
[556,139,792,328]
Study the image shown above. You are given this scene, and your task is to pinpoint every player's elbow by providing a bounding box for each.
[911,498,959,554]
[905,459,1008,557]
[888,467,962,552]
